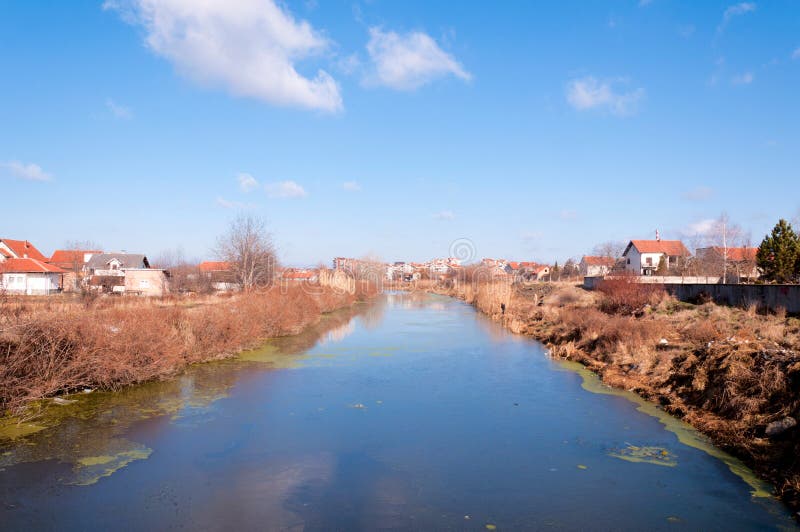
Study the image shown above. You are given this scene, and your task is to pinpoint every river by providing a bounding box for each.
[0,292,795,530]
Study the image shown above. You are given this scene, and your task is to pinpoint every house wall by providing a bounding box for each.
[1,272,61,295]
[123,269,168,296]
[582,264,610,277]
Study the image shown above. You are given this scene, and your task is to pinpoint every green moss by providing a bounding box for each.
[71,444,153,486]
[0,417,47,441]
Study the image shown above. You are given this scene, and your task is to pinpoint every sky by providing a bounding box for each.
[1,0,799,266]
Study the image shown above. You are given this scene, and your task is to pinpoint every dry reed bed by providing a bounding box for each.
[0,282,375,414]
[434,280,800,514]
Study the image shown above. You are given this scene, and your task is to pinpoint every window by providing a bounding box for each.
[645,257,653,266]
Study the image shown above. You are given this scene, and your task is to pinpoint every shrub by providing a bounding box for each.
[597,276,665,315]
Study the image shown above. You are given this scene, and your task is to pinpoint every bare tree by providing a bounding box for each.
[214,215,278,292]
[592,241,626,259]
[697,213,746,283]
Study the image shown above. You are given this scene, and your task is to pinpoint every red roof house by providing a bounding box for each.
[0,238,48,262]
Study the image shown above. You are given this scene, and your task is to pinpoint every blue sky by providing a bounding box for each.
[1,1,798,266]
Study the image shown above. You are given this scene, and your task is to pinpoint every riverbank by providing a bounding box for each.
[425,279,800,515]
[0,281,377,417]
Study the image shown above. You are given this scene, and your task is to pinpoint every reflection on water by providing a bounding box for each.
[0,293,796,531]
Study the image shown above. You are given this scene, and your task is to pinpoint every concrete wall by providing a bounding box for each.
[666,284,800,314]
[583,276,800,313]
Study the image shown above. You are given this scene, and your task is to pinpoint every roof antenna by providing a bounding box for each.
[655,229,661,242]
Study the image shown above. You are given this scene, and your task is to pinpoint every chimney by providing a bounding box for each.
[655,229,661,242]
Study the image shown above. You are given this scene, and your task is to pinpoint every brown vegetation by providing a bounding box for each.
[0,281,375,415]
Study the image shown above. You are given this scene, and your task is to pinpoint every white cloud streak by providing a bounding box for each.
[792,47,800,60]
[682,186,714,201]
[237,172,259,192]
[0,160,53,182]
[105,98,133,119]
[365,27,471,91]
[566,76,645,116]
[104,0,342,112]
[342,181,361,191]
[731,72,754,85]
[718,2,756,33]
[216,196,253,209]
[265,180,307,198]
[432,210,455,221]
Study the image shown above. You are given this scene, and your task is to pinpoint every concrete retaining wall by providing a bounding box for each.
[583,276,800,313]
[665,284,800,314]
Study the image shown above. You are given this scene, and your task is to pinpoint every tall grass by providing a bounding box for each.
[0,283,370,413]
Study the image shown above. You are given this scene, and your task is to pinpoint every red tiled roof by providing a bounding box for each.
[0,239,47,261]
[283,270,316,280]
[704,247,757,262]
[628,240,690,256]
[582,256,616,267]
[507,261,520,270]
[199,261,231,272]
[0,258,66,274]
[49,249,102,266]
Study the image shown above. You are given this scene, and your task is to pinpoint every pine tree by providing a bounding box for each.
[656,255,668,275]
[756,219,800,283]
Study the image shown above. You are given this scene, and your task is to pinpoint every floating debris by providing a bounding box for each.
[609,445,676,467]
[350,403,366,409]
[577,464,588,470]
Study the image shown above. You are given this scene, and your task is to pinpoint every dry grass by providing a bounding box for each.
[0,282,373,413]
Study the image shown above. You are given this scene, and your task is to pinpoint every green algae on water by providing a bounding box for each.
[71,442,153,486]
[609,445,677,467]
[556,360,773,498]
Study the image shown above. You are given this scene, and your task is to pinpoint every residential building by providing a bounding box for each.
[49,249,103,291]
[0,238,48,262]
[198,261,237,291]
[0,258,65,295]
[282,269,319,282]
[579,256,616,278]
[622,240,691,276]
[695,246,760,282]
[86,253,169,296]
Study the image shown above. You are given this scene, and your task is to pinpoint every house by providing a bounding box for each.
[531,265,551,281]
[623,239,691,276]
[0,258,65,295]
[282,269,319,282]
[198,261,237,291]
[579,256,616,278]
[86,253,169,296]
[49,249,103,291]
[695,246,759,282]
[0,238,49,262]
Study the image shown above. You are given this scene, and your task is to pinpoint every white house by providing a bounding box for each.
[0,258,65,295]
[622,240,691,276]
[579,256,616,277]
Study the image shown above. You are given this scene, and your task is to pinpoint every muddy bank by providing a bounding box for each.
[428,280,800,517]
[0,282,376,418]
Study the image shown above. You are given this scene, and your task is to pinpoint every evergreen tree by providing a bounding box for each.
[552,261,560,281]
[656,255,668,275]
[756,219,800,283]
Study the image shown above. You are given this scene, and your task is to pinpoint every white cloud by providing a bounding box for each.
[342,181,361,191]
[566,76,645,116]
[792,47,800,60]
[718,2,756,33]
[639,0,653,6]
[0,160,53,182]
[237,172,259,192]
[365,27,471,91]
[265,180,307,198]
[432,210,455,221]
[682,186,714,201]
[216,196,253,209]
[105,0,342,112]
[105,98,133,119]
[731,71,754,85]
[687,219,715,236]
[559,209,577,220]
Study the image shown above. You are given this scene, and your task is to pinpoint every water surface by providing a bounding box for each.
[0,293,795,530]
